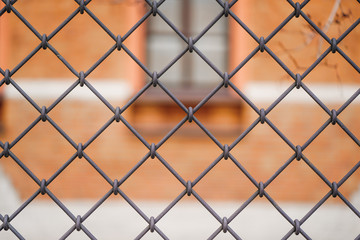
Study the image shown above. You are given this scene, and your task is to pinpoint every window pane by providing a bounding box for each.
[190,0,227,35]
[193,35,227,87]
[148,0,183,33]
[147,0,228,88]
[148,35,183,85]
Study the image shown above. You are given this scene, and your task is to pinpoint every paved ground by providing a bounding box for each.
[1,166,360,239]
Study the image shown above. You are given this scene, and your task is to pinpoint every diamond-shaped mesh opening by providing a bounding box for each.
[9,198,74,239]
[84,120,151,180]
[48,155,111,201]
[49,13,115,71]
[2,14,41,70]
[266,159,330,202]
[213,233,234,240]
[227,12,259,73]
[303,123,360,183]
[194,87,245,142]
[85,0,146,38]
[141,234,164,240]
[267,16,323,74]
[85,47,144,81]
[147,0,183,33]
[193,157,256,202]
[65,229,91,240]
[156,123,222,181]
[346,169,360,209]
[237,50,293,95]
[12,0,79,35]
[300,197,360,240]
[120,155,184,201]
[230,122,294,181]
[304,51,360,89]
[338,98,360,140]
[10,48,75,79]
[189,0,226,37]
[303,0,360,40]
[0,157,33,211]
[189,52,224,89]
[149,52,222,96]
[0,228,17,240]
[120,87,186,140]
[230,199,292,239]
[47,88,114,144]
[337,26,360,68]
[266,89,330,144]
[10,120,75,179]
[7,80,72,109]
[77,196,148,239]
[234,0,293,38]
[288,233,310,240]
[156,199,220,240]
[146,12,187,75]
[193,21,228,75]
[1,95,40,139]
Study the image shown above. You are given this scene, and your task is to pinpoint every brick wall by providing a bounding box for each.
[1,0,359,202]
[1,96,359,201]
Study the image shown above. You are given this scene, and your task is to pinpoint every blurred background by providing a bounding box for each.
[0,0,359,239]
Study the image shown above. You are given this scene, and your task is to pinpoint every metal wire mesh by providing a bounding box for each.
[1,0,360,239]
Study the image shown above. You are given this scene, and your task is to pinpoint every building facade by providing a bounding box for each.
[1,0,359,202]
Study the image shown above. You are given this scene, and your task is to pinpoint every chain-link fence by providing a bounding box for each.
[1,0,360,239]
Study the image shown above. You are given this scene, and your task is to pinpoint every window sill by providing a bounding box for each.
[130,87,245,137]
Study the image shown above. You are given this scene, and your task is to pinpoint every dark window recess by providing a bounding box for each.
[137,0,241,135]
[131,88,244,136]
[147,0,228,89]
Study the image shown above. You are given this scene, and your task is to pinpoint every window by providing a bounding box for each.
[147,0,228,89]
[131,0,242,135]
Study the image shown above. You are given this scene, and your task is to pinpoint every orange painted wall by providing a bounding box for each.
[0,1,9,127]
[0,1,9,77]
[230,0,360,85]
[2,0,146,89]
